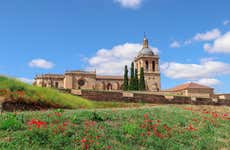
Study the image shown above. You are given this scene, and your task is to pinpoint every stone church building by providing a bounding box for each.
[34,36,161,91]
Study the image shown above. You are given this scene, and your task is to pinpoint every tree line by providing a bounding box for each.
[123,62,145,91]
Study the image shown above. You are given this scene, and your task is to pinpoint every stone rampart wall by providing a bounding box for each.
[77,90,230,106]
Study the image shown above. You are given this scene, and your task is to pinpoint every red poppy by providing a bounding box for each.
[55,112,62,117]
[144,113,148,119]
[187,124,197,131]
[147,131,151,136]
[211,112,218,118]
[163,124,171,132]
[27,119,47,129]
[81,138,87,143]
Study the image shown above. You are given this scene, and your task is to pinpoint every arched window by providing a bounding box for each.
[152,61,155,71]
[107,83,112,90]
[55,82,59,88]
[145,61,149,71]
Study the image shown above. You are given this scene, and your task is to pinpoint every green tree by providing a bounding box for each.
[123,65,129,91]
[134,68,139,90]
[129,62,135,90]
[139,67,145,91]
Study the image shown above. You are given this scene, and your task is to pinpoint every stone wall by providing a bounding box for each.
[77,90,230,106]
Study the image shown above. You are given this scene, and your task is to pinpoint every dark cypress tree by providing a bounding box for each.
[123,65,129,91]
[134,68,139,90]
[139,67,145,91]
[129,62,135,90]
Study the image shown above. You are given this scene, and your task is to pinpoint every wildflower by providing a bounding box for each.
[55,112,62,117]
[184,107,193,111]
[63,122,68,127]
[27,119,47,129]
[81,138,87,143]
[163,124,171,132]
[187,124,197,131]
[107,146,112,149]
[223,113,228,117]
[203,111,209,114]
[144,113,148,119]
[96,136,100,140]
[147,131,151,136]
[211,112,218,118]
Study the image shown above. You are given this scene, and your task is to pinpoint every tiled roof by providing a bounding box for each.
[96,75,124,80]
[166,82,213,92]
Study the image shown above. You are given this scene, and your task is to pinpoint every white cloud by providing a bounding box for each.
[161,60,230,80]
[223,20,230,26]
[114,0,143,9]
[17,77,34,84]
[29,59,54,69]
[204,31,230,53]
[86,43,158,75]
[193,28,221,41]
[195,78,220,87]
[179,29,221,46]
[170,41,181,48]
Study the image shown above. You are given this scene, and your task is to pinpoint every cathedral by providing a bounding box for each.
[34,36,161,92]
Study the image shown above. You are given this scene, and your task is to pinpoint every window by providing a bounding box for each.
[145,61,149,71]
[55,82,59,88]
[152,61,155,71]
[78,79,85,86]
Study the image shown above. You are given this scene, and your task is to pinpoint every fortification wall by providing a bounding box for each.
[73,90,230,106]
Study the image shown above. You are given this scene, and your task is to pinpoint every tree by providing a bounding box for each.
[123,65,129,91]
[139,67,145,91]
[129,62,135,90]
[134,68,139,90]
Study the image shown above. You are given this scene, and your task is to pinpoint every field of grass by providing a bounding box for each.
[0,105,229,150]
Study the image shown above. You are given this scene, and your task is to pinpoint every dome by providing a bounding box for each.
[137,36,154,56]
[138,48,154,56]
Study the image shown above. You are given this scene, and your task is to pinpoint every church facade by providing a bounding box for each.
[34,36,161,92]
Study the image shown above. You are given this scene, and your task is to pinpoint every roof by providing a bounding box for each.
[96,75,124,80]
[137,36,154,57]
[138,48,154,56]
[35,74,65,79]
[166,82,213,92]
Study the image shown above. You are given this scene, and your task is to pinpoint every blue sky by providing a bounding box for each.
[0,0,230,93]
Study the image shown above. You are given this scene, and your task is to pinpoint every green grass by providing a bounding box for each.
[0,76,93,108]
[0,105,229,150]
[0,76,144,109]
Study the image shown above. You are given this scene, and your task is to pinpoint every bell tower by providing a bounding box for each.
[134,36,160,92]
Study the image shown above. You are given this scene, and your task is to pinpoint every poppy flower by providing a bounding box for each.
[81,138,87,143]
[187,124,197,131]
[144,113,148,119]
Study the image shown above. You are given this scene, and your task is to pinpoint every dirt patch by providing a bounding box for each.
[2,99,66,112]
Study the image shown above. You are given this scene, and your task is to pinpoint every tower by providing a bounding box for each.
[134,36,161,91]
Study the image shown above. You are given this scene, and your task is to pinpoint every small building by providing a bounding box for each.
[214,94,230,100]
[166,82,214,98]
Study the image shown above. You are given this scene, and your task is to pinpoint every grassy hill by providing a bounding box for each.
[0,105,229,149]
[0,76,144,110]
[0,76,94,109]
